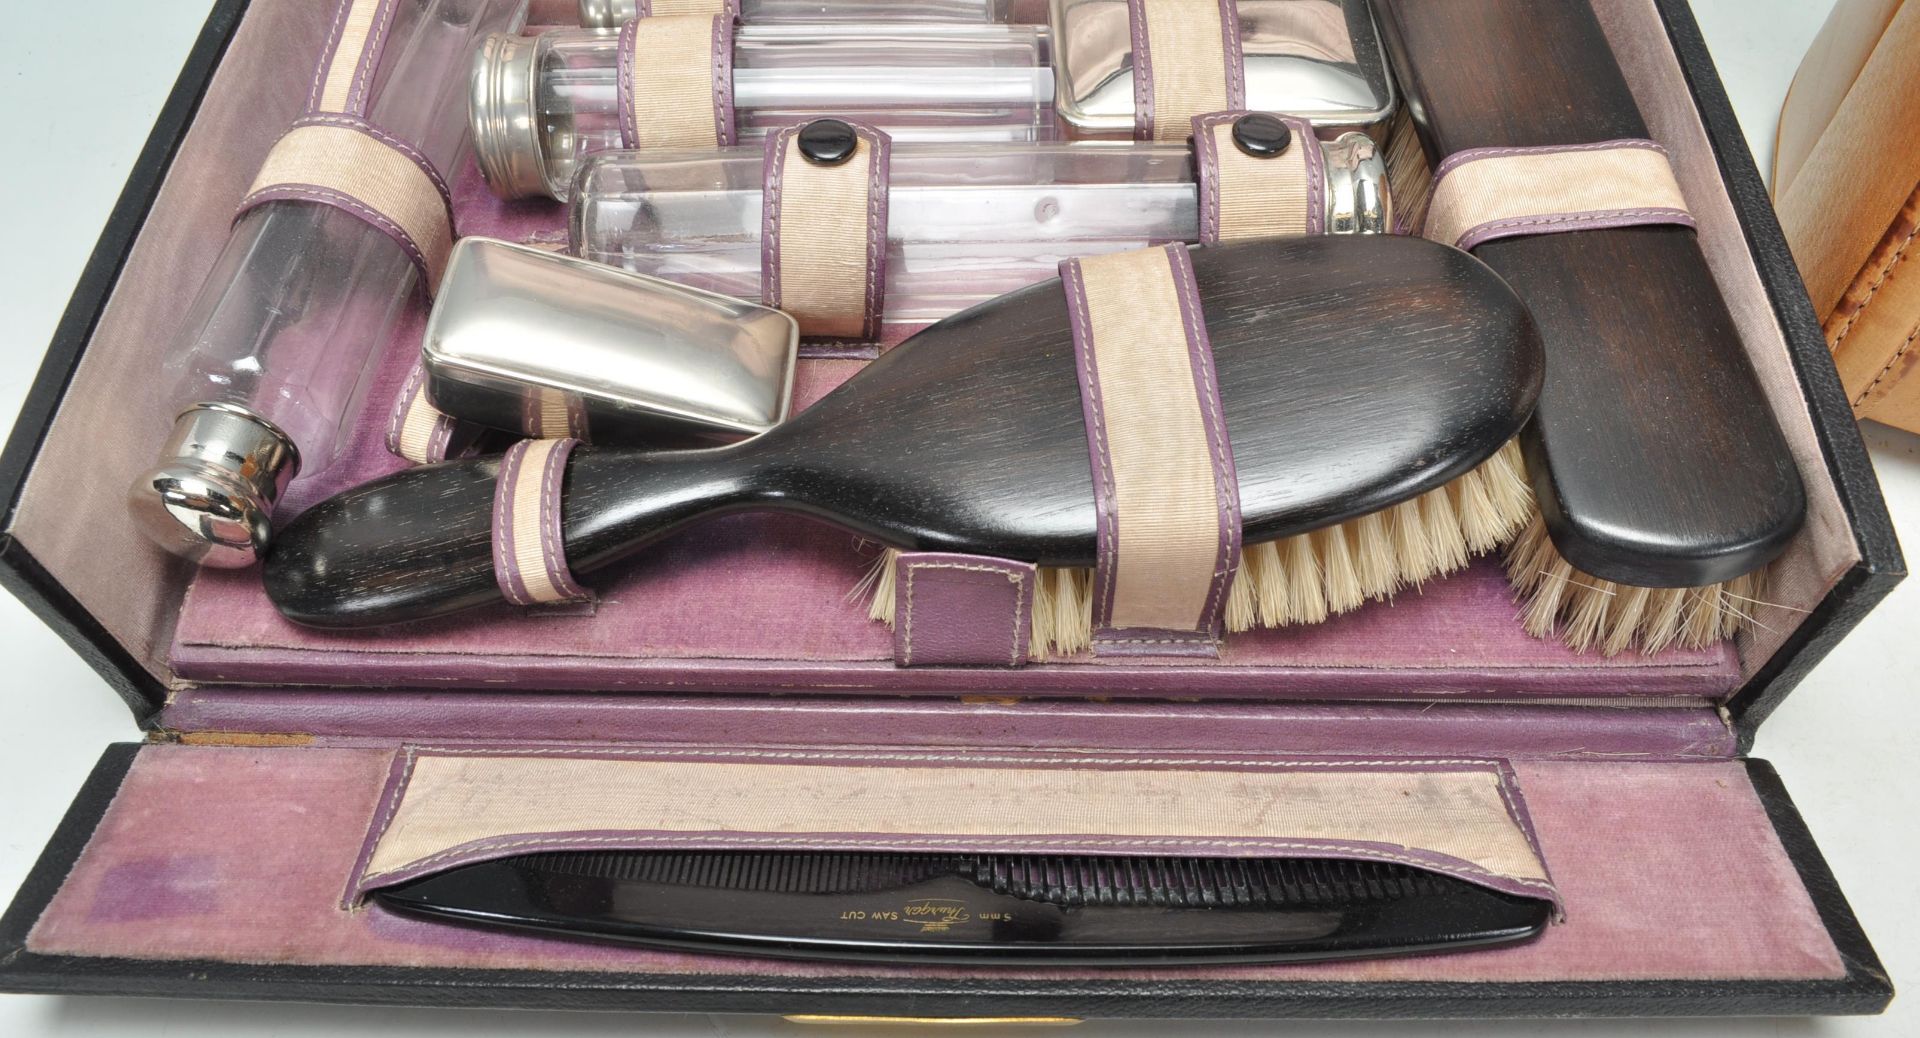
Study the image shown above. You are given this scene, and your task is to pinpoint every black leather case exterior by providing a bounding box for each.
[0,0,1901,1019]
[0,747,1892,1017]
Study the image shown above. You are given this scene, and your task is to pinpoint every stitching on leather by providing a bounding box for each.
[1853,321,1920,408]
[903,560,1027,666]
[344,745,421,906]
[861,128,885,339]
[1451,207,1695,249]
[1831,210,1919,359]
[236,184,440,279]
[1171,245,1233,637]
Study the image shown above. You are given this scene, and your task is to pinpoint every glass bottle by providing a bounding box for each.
[470,23,1055,199]
[128,0,530,567]
[578,0,1036,28]
[570,131,1387,328]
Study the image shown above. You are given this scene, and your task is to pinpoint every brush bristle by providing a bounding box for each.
[866,440,1532,659]
[1382,107,1434,236]
[1504,514,1771,655]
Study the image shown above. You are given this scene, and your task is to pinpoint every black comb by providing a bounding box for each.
[374,851,1551,965]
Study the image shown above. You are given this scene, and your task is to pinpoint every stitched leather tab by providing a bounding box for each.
[1422,140,1696,250]
[761,121,891,340]
[492,438,596,610]
[1191,111,1323,244]
[1062,244,1240,657]
[892,553,1036,667]
[618,15,735,150]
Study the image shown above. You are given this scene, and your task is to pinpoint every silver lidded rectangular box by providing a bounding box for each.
[423,238,799,444]
[1049,0,1396,137]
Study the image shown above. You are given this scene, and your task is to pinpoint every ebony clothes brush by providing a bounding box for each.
[1373,0,1805,587]
[265,237,1543,627]
[373,851,1554,965]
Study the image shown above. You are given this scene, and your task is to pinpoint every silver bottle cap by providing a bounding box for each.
[1322,131,1392,235]
[578,0,637,28]
[469,32,555,201]
[127,403,300,568]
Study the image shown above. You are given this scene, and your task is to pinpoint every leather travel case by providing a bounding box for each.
[0,0,1904,1021]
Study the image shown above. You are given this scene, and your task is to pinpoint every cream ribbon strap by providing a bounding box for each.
[1062,244,1241,657]
[1422,139,1696,251]
[617,14,736,150]
[239,118,456,288]
[761,122,892,340]
[491,438,596,609]
[1191,111,1323,244]
[636,0,739,14]
[1130,0,1247,142]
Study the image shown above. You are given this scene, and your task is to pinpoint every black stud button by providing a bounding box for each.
[1230,113,1293,158]
[797,119,859,166]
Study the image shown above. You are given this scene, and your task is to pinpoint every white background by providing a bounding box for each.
[1,1,1914,1034]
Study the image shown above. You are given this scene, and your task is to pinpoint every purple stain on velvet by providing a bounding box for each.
[87,858,225,923]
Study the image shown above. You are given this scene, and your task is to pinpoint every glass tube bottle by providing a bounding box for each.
[470,23,1055,200]
[570,132,1387,328]
[128,0,528,567]
[579,0,1036,27]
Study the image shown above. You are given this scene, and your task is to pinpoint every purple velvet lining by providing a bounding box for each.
[167,161,1747,701]
[1063,244,1240,657]
[342,746,1558,912]
[28,749,1848,983]
[1126,0,1155,141]
[760,120,891,340]
[891,552,1035,667]
[157,693,1741,760]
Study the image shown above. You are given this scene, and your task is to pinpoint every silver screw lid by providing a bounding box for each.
[127,403,300,569]
[1322,132,1393,235]
[469,32,553,201]
[578,0,637,28]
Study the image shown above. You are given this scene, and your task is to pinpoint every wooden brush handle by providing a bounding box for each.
[1374,0,1805,587]
[265,237,1542,628]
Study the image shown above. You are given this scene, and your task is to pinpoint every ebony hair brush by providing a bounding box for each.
[265,236,1542,644]
[1374,0,1806,654]
[374,850,1552,965]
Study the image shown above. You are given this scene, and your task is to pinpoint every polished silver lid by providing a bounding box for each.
[1322,131,1390,234]
[422,238,799,444]
[578,0,638,28]
[127,403,301,568]
[1050,0,1396,136]
[469,32,554,201]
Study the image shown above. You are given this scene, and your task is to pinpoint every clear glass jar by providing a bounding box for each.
[470,23,1055,199]
[131,0,528,566]
[571,133,1386,328]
